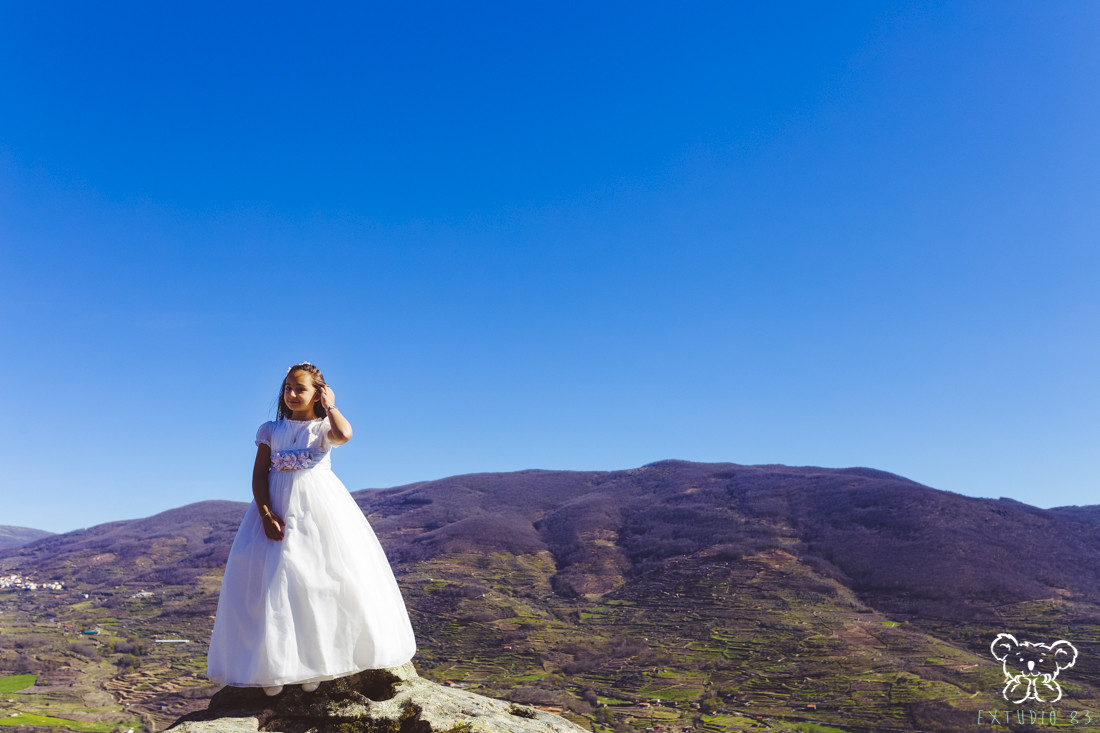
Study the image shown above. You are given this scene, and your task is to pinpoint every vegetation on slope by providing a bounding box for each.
[4,460,1100,731]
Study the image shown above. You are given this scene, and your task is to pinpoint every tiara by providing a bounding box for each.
[286,361,314,374]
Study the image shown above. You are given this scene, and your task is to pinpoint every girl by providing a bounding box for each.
[207,363,416,695]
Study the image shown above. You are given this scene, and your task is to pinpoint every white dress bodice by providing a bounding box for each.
[256,417,336,472]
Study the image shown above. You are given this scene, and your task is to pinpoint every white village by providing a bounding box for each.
[0,573,64,591]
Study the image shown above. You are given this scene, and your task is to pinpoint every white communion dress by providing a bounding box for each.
[207,417,416,687]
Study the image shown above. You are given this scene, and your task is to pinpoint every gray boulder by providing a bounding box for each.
[166,663,589,733]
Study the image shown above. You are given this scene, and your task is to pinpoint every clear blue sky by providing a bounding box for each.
[2,2,1097,533]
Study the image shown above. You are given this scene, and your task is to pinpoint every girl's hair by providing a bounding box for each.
[277,362,329,420]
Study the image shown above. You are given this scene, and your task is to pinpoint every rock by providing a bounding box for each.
[166,663,589,733]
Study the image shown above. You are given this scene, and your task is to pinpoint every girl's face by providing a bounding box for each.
[283,370,320,418]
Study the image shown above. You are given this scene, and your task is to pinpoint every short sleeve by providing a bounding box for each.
[255,421,273,447]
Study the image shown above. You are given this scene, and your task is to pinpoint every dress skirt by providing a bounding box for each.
[206,463,416,687]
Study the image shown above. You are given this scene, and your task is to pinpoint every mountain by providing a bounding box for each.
[5,460,1100,732]
[14,460,1100,617]
[355,459,1100,619]
[0,525,55,550]
[0,500,245,587]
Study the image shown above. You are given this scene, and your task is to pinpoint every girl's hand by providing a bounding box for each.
[318,385,336,411]
[261,509,285,541]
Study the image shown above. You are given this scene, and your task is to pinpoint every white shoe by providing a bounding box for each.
[301,682,320,693]
[263,685,284,696]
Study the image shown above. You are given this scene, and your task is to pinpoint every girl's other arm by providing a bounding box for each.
[252,444,284,541]
[320,386,353,445]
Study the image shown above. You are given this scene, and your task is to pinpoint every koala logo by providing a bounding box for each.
[990,633,1078,704]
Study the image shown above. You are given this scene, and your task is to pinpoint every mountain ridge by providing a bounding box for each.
[8,459,1098,622]
[0,524,55,551]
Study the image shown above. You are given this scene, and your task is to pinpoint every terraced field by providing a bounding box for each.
[0,581,221,732]
[8,542,1100,732]
[396,550,1100,732]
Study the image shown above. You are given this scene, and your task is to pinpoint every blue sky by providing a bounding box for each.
[2,2,1097,533]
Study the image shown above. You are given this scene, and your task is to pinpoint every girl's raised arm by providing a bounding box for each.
[319,385,352,445]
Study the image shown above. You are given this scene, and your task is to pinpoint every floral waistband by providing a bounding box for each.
[271,450,316,471]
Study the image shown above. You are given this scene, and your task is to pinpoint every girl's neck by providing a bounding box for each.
[288,409,318,421]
